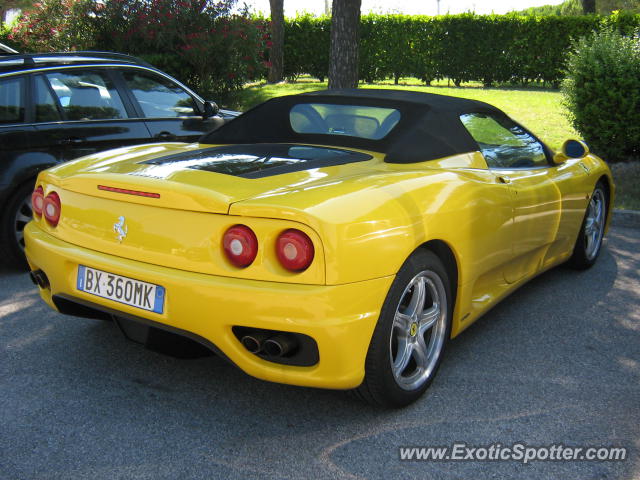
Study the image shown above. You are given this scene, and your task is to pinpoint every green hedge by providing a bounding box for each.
[283,14,331,82]
[563,28,640,161]
[283,12,640,87]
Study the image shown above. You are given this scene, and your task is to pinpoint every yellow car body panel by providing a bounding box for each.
[25,223,393,389]
[24,113,614,391]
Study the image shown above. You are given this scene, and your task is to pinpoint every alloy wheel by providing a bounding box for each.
[389,270,448,391]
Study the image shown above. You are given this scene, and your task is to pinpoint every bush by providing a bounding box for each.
[89,0,268,99]
[0,25,22,51]
[8,0,268,101]
[7,0,94,51]
[562,28,640,161]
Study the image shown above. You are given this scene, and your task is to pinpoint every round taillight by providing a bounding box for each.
[43,192,61,227]
[276,229,314,272]
[223,225,258,268]
[32,186,45,216]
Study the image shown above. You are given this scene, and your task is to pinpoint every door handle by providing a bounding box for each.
[59,137,84,145]
[156,131,175,140]
[497,175,511,184]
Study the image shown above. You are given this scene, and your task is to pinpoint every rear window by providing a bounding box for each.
[290,103,400,140]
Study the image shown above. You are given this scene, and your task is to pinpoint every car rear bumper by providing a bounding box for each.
[24,222,393,389]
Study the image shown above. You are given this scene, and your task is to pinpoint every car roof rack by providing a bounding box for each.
[0,42,19,55]
[0,51,153,72]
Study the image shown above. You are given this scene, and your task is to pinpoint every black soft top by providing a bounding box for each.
[201,89,505,163]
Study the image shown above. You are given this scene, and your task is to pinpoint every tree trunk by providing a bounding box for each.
[267,0,284,83]
[581,0,596,13]
[328,0,362,89]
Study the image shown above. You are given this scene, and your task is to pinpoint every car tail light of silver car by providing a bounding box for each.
[276,229,314,272]
[32,186,45,217]
[223,225,258,268]
[43,192,62,227]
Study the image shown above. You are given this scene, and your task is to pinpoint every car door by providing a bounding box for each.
[0,74,37,191]
[0,74,39,260]
[32,68,151,161]
[118,68,216,142]
[460,112,562,284]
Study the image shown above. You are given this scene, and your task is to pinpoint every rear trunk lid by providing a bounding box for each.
[35,142,375,280]
[43,142,376,214]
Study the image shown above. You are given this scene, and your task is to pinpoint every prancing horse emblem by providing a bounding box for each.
[114,216,127,243]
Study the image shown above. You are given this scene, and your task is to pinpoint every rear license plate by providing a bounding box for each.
[76,265,164,313]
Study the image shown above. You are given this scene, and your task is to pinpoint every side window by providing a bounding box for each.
[44,70,128,121]
[460,113,548,169]
[122,71,198,118]
[0,76,24,124]
[34,75,62,123]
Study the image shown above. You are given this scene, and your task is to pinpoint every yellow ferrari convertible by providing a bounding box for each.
[25,89,613,407]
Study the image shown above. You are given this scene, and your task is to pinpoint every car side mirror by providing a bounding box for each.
[203,101,219,119]
[553,139,590,164]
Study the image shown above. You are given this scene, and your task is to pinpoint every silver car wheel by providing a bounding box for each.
[389,270,448,391]
[13,192,32,252]
[584,188,605,261]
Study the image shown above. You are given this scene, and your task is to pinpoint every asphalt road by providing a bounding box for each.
[1,227,638,480]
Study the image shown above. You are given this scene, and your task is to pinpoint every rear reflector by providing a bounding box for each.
[98,185,160,198]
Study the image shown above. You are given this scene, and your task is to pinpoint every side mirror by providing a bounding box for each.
[203,101,219,119]
[553,139,590,164]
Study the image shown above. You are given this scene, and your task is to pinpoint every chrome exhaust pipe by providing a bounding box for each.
[240,332,269,354]
[263,334,297,357]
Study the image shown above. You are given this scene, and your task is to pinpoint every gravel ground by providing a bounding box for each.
[0,227,638,480]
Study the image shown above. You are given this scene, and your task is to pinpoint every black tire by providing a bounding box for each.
[355,249,452,408]
[0,181,35,270]
[567,181,608,270]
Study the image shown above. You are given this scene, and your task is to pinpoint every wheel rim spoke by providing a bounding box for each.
[419,305,439,334]
[393,336,413,376]
[393,312,412,331]
[404,277,426,319]
[16,212,31,225]
[413,335,429,367]
[594,198,603,221]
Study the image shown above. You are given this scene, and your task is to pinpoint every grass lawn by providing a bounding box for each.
[230,78,637,210]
